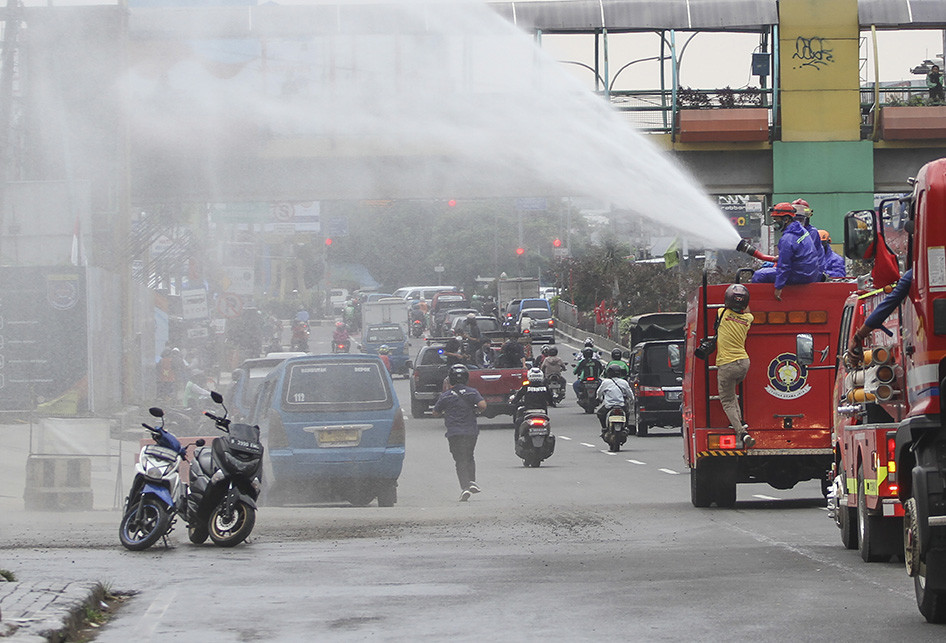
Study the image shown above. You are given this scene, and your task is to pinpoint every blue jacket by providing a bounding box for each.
[865,269,912,329]
[774,221,823,290]
[823,246,847,278]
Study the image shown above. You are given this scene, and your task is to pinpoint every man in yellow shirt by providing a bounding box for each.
[715,284,755,448]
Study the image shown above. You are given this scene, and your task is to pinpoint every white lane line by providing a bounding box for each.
[599,450,617,456]
[137,586,178,638]
[558,436,572,441]
[580,443,596,448]
[658,468,680,475]
[626,459,646,465]
[753,494,780,501]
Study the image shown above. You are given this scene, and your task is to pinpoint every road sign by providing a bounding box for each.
[181,289,209,320]
[216,293,243,319]
[434,266,445,273]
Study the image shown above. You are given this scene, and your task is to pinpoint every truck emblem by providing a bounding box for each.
[764,352,811,399]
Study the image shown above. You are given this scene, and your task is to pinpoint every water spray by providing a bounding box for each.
[736,239,776,263]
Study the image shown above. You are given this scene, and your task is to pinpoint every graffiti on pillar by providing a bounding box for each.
[792,36,834,70]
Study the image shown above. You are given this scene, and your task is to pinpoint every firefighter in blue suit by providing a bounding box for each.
[751,202,823,300]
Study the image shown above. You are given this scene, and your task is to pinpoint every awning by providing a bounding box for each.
[858,0,946,28]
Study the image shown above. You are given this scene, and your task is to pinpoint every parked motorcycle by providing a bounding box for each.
[187,391,264,547]
[119,408,191,551]
[514,408,555,468]
[576,376,601,414]
[601,405,630,453]
[547,373,566,406]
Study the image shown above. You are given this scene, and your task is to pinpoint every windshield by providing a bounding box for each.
[284,360,392,411]
[365,325,406,342]
[521,308,550,320]
[640,342,685,387]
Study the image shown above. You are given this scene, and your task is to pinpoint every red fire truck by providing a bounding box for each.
[683,278,855,508]
[836,158,946,623]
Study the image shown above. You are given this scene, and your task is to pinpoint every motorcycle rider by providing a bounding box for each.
[378,345,392,372]
[541,346,566,387]
[605,347,629,378]
[332,321,349,345]
[572,346,604,398]
[596,363,633,432]
[534,345,550,368]
[750,202,823,300]
[496,337,526,369]
[509,367,553,440]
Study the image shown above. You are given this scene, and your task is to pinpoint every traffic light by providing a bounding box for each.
[552,238,562,248]
[447,199,457,207]
[516,247,525,256]
[324,237,333,246]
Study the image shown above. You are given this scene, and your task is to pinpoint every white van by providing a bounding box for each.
[393,285,458,302]
[329,288,349,313]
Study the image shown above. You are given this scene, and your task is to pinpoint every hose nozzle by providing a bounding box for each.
[736,239,776,263]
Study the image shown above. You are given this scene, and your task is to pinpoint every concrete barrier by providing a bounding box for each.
[23,455,94,511]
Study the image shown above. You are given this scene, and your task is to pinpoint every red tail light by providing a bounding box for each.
[548,320,554,327]
[388,410,406,446]
[886,433,897,480]
[527,417,548,426]
[638,386,663,396]
[586,376,596,381]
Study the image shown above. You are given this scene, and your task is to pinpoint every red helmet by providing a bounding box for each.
[792,198,813,217]
[769,202,796,218]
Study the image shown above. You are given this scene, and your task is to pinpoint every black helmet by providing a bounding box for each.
[584,338,595,348]
[582,347,594,359]
[611,348,623,361]
[548,346,558,356]
[606,364,624,379]
[724,284,750,313]
[448,364,470,386]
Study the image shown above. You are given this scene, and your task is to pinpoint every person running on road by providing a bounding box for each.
[432,364,487,502]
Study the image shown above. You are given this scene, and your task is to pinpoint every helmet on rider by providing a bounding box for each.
[584,338,595,348]
[581,347,594,359]
[606,364,625,379]
[467,312,476,320]
[541,345,551,356]
[792,198,813,219]
[378,345,390,354]
[610,348,623,361]
[724,283,750,313]
[768,202,796,231]
[527,367,545,384]
[548,346,558,356]
[336,321,344,328]
[448,364,470,386]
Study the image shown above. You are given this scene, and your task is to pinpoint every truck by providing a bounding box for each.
[361,298,409,333]
[830,158,946,623]
[683,277,855,508]
[497,277,540,311]
[627,312,686,347]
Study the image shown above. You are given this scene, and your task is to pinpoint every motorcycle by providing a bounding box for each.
[291,320,309,352]
[119,408,192,551]
[514,408,555,468]
[332,337,351,353]
[410,318,425,338]
[186,391,264,547]
[576,376,601,414]
[547,373,566,406]
[601,405,630,453]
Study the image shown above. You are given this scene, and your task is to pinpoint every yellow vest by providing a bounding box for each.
[715,308,753,366]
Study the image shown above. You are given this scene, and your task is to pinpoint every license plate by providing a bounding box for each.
[529,428,548,436]
[318,429,360,445]
[666,391,681,401]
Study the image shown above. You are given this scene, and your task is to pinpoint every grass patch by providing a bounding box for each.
[0,569,16,582]
[63,583,135,643]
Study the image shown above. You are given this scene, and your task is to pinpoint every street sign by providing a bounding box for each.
[181,289,209,320]
[216,293,243,319]
[434,266,445,273]
[187,326,209,339]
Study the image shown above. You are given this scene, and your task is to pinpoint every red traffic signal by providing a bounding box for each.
[515,247,525,256]
[552,238,562,248]
[324,238,333,246]
[447,199,457,207]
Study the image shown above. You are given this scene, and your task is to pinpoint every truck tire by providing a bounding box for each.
[690,463,713,508]
[858,466,892,563]
[839,501,858,550]
[411,397,427,419]
[713,459,738,508]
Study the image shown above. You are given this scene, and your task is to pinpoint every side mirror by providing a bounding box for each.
[149,407,164,418]
[405,360,413,370]
[211,390,223,404]
[796,333,814,366]
[843,210,876,260]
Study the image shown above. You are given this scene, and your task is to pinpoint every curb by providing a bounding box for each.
[0,579,104,641]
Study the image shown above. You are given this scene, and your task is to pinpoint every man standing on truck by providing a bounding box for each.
[845,269,911,366]
[432,364,487,502]
[751,202,823,300]
[715,284,756,448]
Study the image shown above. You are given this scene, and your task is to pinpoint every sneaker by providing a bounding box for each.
[468,482,481,494]
[459,489,472,502]
[740,432,756,449]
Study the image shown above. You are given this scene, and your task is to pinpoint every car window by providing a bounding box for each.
[521,308,550,320]
[640,343,685,386]
[476,318,499,332]
[251,380,277,424]
[284,361,393,411]
[365,325,406,342]
[420,347,447,365]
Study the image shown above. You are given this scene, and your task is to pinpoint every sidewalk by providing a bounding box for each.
[0,579,103,641]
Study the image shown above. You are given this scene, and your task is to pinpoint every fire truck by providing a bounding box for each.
[834,158,946,623]
[683,277,855,509]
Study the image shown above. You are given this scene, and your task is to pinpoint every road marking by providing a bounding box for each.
[600,450,616,455]
[658,468,680,475]
[580,443,596,448]
[558,436,572,441]
[137,586,178,637]
[626,459,646,465]
[753,494,780,500]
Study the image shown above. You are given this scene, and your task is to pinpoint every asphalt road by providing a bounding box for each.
[1,329,943,640]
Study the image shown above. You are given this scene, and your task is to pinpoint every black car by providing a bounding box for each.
[627,340,684,436]
[409,342,449,418]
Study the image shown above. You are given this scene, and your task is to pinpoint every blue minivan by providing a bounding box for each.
[250,354,405,507]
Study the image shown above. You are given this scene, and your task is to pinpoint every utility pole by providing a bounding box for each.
[0,0,22,258]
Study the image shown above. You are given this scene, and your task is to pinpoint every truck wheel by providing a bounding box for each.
[636,422,648,437]
[839,501,858,550]
[690,463,713,508]
[858,466,892,562]
[713,460,738,508]
[411,397,427,419]
[915,568,946,623]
